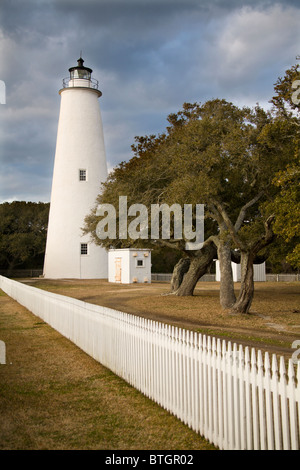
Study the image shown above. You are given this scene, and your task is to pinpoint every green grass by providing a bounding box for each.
[195,327,293,349]
[0,290,216,450]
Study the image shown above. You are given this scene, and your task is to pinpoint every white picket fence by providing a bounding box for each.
[0,275,299,450]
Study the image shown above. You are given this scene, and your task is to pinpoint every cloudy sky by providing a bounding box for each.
[0,0,299,203]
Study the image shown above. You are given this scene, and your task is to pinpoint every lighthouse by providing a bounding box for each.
[43,57,108,279]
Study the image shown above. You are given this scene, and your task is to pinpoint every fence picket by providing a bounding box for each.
[191,332,198,433]
[227,341,234,449]
[198,334,204,437]
[221,340,229,449]
[279,357,290,450]
[271,354,282,449]
[264,352,275,450]
[0,275,299,451]
[211,337,218,445]
[250,348,260,449]
[207,335,213,442]
[202,335,208,439]
[287,359,299,450]
[174,327,180,419]
[238,345,246,450]
[297,363,300,448]
[216,338,223,449]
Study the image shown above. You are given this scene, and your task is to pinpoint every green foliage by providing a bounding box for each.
[265,237,298,273]
[269,163,300,268]
[270,64,300,117]
[151,246,182,273]
[262,64,300,269]
[84,90,299,274]
[0,201,49,271]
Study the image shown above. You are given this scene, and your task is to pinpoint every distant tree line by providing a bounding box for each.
[0,198,295,276]
[0,201,183,275]
[0,201,49,275]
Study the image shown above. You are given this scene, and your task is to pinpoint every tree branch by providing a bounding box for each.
[207,203,224,227]
[214,201,245,250]
[234,191,264,231]
[251,214,275,254]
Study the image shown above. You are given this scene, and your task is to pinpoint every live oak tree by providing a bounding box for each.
[83,109,219,297]
[84,96,298,313]
[265,64,300,270]
[160,100,298,312]
[162,100,265,308]
[169,68,300,311]
[212,65,300,312]
[214,114,298,312]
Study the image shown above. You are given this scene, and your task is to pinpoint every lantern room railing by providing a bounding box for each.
[62,76,99,89]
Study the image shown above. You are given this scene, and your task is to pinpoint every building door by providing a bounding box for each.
[115,257,122,282]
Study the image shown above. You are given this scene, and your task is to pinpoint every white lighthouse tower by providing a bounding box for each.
[43,57,108,279]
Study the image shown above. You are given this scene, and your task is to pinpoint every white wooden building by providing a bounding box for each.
[215,260,266,282]
[108,249,151,284]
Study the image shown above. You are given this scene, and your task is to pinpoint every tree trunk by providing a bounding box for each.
[231,216,275,314]
[174,243,217,296]
[218,239,236,309]
[170,257,191,292]
[231,251,254,314]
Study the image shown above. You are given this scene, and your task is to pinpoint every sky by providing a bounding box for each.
[0,0,299,203]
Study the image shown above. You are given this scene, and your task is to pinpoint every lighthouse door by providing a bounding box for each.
[115,257,122,283]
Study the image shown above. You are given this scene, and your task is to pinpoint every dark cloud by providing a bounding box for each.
[0,0,299,201]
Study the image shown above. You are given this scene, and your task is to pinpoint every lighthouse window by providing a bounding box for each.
[136,259,144,267]
[79,169,87,181]
[80,243,88,255]
[71,69,90,80]
[78,69,90,79]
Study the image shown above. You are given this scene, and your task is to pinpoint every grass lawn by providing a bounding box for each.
[1,278,299,450]
[25,278,300,361]
[0,288,216,450]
